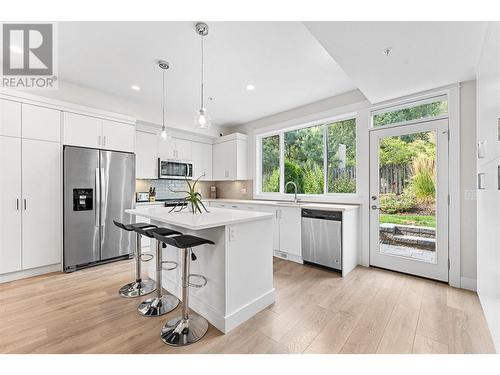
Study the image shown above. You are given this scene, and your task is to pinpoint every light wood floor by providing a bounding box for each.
[0,258,495,354]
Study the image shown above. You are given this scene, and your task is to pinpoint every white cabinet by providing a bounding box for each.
[158,137,192,160]
[208,201,300,261]
[192,141,213,181]
[136,131,158,179]
[63,112,102,148]
[21,139,61,269]
[212,133,247,181]
[102,120,135,152]
[0,136,22,274]
[0,99,21,137]
[63,112,135,152]
[22,104,61,142]
[277,206,302,258]
[1,101,60,142]
[0,136,61,275]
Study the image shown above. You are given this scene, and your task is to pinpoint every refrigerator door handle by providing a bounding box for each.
[100,167,106,228]
[95,168,100,227]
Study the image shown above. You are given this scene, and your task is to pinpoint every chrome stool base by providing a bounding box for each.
[138,294,179,317]
[118,278,156,298]
[160,312,209,346]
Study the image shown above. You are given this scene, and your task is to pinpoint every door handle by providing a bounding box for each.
[95,168,100,226]
[371,205,380,210]
[16,198,19,210]
[24,199,27,210]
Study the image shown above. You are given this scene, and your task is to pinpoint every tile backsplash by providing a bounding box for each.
[135,179,253,201]
[136,179,211,200]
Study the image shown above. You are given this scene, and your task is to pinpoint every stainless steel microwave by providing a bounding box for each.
[158,159,193,179]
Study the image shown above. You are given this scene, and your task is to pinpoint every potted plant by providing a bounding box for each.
[168,175,209,214]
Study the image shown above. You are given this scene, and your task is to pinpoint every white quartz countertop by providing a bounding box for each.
[126,206,274,231]
[205,198,360,211]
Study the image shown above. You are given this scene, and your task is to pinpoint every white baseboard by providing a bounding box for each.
[460,277,477,291]
[0,263,61,284]
[224,289,276,333]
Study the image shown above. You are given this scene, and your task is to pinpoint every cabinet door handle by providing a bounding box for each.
[24,199,27,210]
[16,198,19,210]
[98,135,101,146]
[103,136,107,147]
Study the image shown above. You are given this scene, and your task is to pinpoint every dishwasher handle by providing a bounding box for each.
[301,209,342,221]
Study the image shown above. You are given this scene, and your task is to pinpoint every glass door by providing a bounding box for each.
[369,118,449,282]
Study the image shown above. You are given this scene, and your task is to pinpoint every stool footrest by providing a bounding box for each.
[188,273,207,288]
[139,253,154,262]
[162,260,178,271]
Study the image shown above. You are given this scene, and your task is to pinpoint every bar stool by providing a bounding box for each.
[135,226,182,317]
[113,220,157,298]
[152,232,214,346]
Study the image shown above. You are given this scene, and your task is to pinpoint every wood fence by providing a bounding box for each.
[331,165,411,194]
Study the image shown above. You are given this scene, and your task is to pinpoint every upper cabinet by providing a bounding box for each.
[212,133,247,181]
[136,131,158,179]
[63,112,135,152]
[22,104,61,142]
[63,112,102,148]
[102,120,135,153]
[0,100,60,142]
[158,137,192,160]
[0,99,21,137]
[192,141,213,181]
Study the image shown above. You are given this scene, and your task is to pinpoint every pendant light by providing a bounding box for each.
[158,60,170,140]
[194,22,211,129]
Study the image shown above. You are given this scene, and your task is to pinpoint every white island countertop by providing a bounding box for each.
[126,206,274,231]
[205,198,360,211]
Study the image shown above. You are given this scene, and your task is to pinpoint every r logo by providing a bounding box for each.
[2,24,53,76]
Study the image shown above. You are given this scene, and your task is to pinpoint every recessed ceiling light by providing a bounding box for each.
[10,45,23,54]
[131,85,141,91]
[246,84,255,91]
[383,47,392,57]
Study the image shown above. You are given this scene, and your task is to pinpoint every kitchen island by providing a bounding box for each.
[125,206,275,334]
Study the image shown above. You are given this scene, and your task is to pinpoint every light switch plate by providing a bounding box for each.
[477,140,487,158]
[478,173,486,190]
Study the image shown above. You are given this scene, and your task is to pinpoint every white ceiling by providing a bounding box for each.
[305,22,487,103]
[57,22,356,127]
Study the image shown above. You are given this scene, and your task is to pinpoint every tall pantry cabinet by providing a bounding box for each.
[0,99,62,276]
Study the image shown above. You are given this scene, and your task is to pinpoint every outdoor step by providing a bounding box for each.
[393,234,436,247]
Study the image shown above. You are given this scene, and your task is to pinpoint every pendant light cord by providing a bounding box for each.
[162,66,166,130]
[200,35,204,110]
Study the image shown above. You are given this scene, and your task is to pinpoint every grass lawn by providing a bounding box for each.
[380,214,436,228]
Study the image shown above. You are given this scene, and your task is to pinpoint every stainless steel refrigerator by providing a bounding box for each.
[63,146,136,272]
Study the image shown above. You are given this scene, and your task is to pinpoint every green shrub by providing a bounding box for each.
[284,160,304,193]
[303,163,324,194]
[262,168,280,192]
[410,155,435,202]
[331,176,356,193]
[380,191,416,214]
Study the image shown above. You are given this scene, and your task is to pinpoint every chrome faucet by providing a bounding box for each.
[285,181,299,204]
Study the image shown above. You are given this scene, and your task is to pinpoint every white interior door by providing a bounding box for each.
[369,118,449,282]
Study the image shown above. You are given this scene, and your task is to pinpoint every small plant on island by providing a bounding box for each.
[168,175,209,214]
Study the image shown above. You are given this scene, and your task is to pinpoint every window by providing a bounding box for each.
[257,116,357,196]
[261,135,280,192]
[372,96,448,127]
[284,125,324,194]
[327,118,356,193]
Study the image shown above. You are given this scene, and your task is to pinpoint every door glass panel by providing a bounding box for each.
[378,130,437,263]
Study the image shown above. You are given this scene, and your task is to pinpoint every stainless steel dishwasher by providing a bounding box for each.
[301,209,342,271]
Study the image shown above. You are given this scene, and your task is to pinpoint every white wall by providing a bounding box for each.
[476,22,500,351]
[19,80,221,138]
[460,80,478,283]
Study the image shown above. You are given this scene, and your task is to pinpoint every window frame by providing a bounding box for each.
[255,112,358,199]
[370,94,448,129]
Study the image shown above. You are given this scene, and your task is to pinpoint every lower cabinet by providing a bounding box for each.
[0,136,61,276]
[208,201,301,262]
